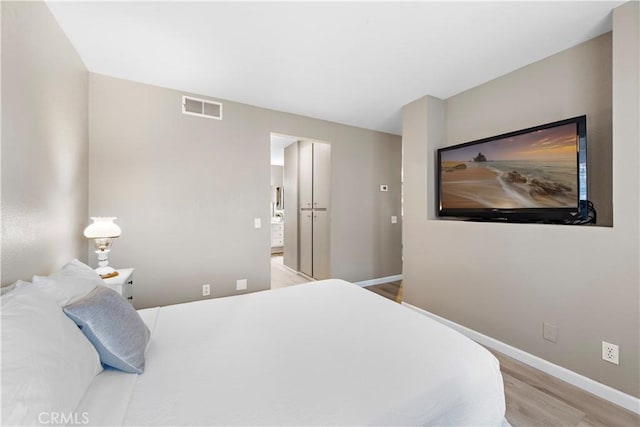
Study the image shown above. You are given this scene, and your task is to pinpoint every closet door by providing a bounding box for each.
[299,211,313,277]
[312,142,331,209]
[312,211,330,280]
[298,140,313,210]
[283,143,299,270]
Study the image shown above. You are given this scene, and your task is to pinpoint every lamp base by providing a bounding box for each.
[95,266,118,279]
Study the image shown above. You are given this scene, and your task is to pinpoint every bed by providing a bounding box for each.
[70,279,506,426]
[78,280,505,426]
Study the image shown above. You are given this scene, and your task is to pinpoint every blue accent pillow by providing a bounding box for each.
[63,286,150,374]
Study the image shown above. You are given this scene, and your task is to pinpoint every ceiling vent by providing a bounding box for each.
[182,96,223,120]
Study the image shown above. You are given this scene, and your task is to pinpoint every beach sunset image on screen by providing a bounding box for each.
[440,123,578,209]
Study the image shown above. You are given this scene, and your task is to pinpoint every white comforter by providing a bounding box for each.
[77,279,506,426]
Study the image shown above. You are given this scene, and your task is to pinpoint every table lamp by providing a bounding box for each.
[84,217,121,278]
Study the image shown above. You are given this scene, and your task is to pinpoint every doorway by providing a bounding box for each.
[270,133,332,288]
[270,133,312,289]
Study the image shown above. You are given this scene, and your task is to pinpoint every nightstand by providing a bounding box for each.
[102,268,134,303]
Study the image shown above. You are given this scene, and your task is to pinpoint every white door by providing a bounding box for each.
[299,210,313,277]
[312,142,331,209]
[312,210,330,279]
[298,140,313,210]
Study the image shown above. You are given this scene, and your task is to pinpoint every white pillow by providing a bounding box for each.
[1,282,103,426]
[32,259,104,306]
[0,282,17,296]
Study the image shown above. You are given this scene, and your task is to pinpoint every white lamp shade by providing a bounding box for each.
[84,217,122,239]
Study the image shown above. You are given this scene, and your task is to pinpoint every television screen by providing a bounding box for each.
[437,116,587,222]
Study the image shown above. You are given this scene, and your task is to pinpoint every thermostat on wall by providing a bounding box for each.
[380,184,388,192]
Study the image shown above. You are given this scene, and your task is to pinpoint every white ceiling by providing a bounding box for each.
[46,1,622,136]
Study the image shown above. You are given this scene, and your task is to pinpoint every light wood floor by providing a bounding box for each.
[365,281,639,427]
[270,254,312,289]
[492,349,639,427]
[365,280,403,303]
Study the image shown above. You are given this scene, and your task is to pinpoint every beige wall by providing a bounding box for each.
[89,74,402,308]
[402,4,639,398]
[270,165,283,188]
[1,1,88,285]
[444,33,613,226]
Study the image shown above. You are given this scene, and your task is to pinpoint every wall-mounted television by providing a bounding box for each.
[437,116,588,223]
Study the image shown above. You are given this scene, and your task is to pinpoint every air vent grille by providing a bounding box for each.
[182,96,223,120]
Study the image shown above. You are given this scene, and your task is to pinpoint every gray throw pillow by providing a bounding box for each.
[63,286,150,374]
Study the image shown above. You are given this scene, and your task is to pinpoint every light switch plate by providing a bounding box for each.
[254,218,261,229]
[236,279,247,291]
[391,216,398,224]
[380,184,388,192]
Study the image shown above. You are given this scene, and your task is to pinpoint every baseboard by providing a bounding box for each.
[278,263,315,281]
[298,271,315,281]
[402,302,640,414]
[354,274,403,288]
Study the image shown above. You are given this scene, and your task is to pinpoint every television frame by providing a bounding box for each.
[436,115,588,223]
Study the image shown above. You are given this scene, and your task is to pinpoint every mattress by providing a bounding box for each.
[77,279,506,426]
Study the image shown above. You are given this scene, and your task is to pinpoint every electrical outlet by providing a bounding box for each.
[380,184,388,192]
[202,284,211,296]
[543,322,558,343]
[602,341,619,365]
[236,279,247,291]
